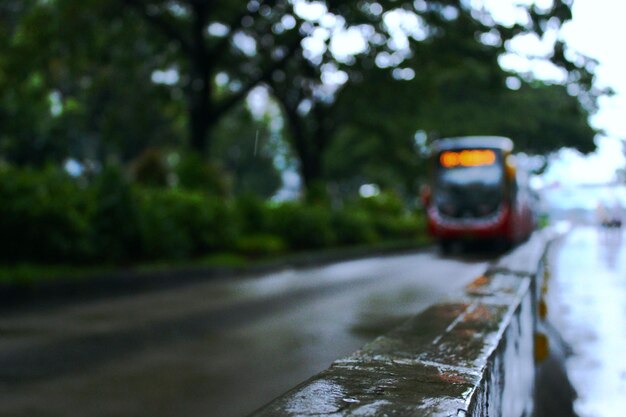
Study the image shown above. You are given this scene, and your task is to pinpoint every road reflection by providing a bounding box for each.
[597,226,623,269]
[548,226,626,417]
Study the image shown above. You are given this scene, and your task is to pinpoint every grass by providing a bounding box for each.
[0,237,432,288]
[134,252,249,273]
[0,253,250,287]
[0,264,115,286]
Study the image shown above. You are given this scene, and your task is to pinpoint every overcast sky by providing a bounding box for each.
[515,0,626,185]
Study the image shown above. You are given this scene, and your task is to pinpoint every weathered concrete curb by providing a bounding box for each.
[251,228,565,417]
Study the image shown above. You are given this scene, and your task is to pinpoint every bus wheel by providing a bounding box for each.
[496,238,513,252]
[439,239,453,254]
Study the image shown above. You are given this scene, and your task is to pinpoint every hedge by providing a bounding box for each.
[0,165,427,265]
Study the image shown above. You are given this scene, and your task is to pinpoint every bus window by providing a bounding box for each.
[435,149,504,218]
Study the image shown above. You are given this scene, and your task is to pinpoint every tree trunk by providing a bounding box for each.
[189,81,211,153]
[188,2,211,154]
[299,146,323,191]
[284,109,327,200]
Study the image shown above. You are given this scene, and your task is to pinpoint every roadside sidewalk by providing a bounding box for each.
[546,225,626,417]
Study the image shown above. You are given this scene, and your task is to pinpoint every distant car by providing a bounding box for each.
[596,202,622,228]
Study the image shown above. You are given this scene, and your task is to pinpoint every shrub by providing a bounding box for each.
[374,213,425,240]
[199,196,240,251]
[0,163,428,267]
[235,234,286,257]
[0,165,91,263]
[235,194,274,235]
[136,188,240,260]
[175,152,231,196]
[331,209,378,245]
[90,166,142,263]
[268,202,336,250]
[135,189,194,259]
[131,147,169,187]
[356,191,405,218]
[350,192,426,239]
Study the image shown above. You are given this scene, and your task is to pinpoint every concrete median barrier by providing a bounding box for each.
[251,228,563,417]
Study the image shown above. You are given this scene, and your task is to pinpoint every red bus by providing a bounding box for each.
[421,136,535,252]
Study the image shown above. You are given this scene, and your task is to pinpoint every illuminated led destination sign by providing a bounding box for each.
[439,149,496,168]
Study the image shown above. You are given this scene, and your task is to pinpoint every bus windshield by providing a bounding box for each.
[434,149,504,219]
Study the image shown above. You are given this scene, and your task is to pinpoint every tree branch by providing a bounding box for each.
[212,36,301,121]
[205,0,280,69]
[122,0,193,54]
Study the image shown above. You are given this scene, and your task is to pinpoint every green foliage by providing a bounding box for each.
[375,213,425,240]
[269,0,599,197]
[268,203,336,250]
[304,180,332,205]
[90,166,142,263]
[136,188,239,259]
[235,194,274,234]
[331,210,378,246]
[355,192,406,219]
[350,192,424,239]
[0,165,91,262]
[410,76,598,155]
[235,234,286,257]
[0,0,601,205]
[191,195,240,252]
[212,105,282,199]
[136,189,196,259]
[0,0,600,270]
[131,148,169,187]
[499,83,598,154]
[0,163,242,264]
[0,164,429,267]
[175,152,231,195]
[234,195,291,255]
[0,0,183,166]
[538,213,550,229]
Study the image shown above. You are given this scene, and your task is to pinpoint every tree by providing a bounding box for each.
[119,0,302,154]
[0,0,306,165]
[0,0,602,199]
[268,53,336,194]
[495,81,598,155]
[211,103,282,198]
[0,0,183,166]
[268,0,601,197]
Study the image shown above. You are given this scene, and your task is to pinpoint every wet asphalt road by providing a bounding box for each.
[0,248,490,417]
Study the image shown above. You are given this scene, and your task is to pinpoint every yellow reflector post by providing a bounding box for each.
[440,149,496,168]
[535,332,550,363]
[538,299,548,320]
